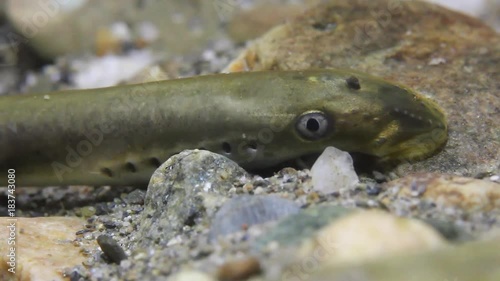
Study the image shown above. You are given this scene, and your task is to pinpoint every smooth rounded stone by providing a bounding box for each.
[169,270,215,281]
[209,195,300,241]
[137,150,249,247]
[384,173,500,212]
[296,210,446,267]
[124,189,146,205]
[254,205,353,250]
[310,147,359,194]
[216,256,262,281]
[223,0,499,178]
[97,235,127,264]
[306,237,500,281]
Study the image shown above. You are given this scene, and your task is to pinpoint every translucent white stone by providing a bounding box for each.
[311,146,359,194]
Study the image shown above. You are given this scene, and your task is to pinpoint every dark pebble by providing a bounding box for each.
[102,220,119,229]
[94,202,113,215]
[372,171,387,183]
[97,235,127,264]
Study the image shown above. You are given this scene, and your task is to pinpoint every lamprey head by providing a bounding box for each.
[236,69,448,168]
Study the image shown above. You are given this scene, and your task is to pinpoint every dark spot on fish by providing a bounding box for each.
[101,167,113,178]
[149,157,161,167]
[346,76,361,90]
[248,141,258,150]
[125,162,137,173]
[222,142,232,154]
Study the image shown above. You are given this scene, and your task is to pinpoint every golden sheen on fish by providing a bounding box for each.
[0,69,447,186]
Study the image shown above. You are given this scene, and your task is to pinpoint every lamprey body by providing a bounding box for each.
[0,69,447,186]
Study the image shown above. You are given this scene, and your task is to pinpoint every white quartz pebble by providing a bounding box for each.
[310,146,359,194]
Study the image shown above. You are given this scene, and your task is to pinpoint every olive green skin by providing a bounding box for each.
[0,69,447,186]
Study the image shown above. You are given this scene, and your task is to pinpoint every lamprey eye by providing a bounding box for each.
[296,111,330,140]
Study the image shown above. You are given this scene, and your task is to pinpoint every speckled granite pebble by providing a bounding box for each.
[137,149,249,247]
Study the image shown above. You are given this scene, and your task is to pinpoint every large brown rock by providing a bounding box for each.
[225,0,499,177]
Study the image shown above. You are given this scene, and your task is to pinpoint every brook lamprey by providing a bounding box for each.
[0,69,447,186]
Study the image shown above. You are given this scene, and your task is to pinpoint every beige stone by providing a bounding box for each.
[297,210,446,268]
[306,237,500,281]
[170,270,215,281]
[386,173,500,211]
[0,217,88,281]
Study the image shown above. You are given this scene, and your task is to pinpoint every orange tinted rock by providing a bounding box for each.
[384,173,500,211]
[0,217,88,281]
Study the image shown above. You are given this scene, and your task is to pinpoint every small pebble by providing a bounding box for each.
[97,235,127,264]
[125,189,146,205]
[372,171,387,183]
[216,257,262,281]
[79,206,96,218]
[171,270,216,281]
[366,184,382,196]
[310,146,359,194]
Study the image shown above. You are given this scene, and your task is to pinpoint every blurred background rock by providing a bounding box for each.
[0,0,497,94]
